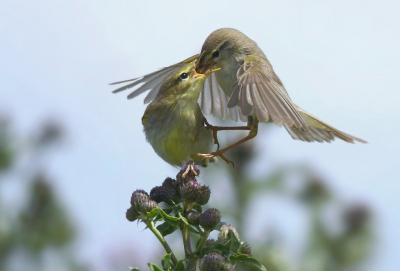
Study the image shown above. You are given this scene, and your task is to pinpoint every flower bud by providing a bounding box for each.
[205,238,227,247]
[130,189,150,212]
[162,177,177,188]
[150,184,180,205]
[196,185,211,205]
[238,242,252,256]
[219,224,239,240]
[199,253,231,271]
[180,180,200,203]
[126,206,140,222]
[199,208,221,231]
[187,211,201,226]
[141,200,158,213]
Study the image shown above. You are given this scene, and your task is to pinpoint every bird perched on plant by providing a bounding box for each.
[141,59,224,172]
[111,28,366,163]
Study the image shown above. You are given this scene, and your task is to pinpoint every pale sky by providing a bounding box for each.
[1,1,399,270]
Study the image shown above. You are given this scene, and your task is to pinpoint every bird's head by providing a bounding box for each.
[156,60,220,101]
[196,28,251,73]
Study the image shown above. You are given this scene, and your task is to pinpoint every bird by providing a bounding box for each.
[111,28,367,163]
[141,58,224,173]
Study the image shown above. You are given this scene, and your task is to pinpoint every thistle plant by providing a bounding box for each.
[126,165,267,271]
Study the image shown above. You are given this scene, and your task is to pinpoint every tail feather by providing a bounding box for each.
[284,106,367,144]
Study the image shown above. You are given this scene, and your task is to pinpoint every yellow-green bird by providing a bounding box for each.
[112,28,366,162]
[141,60,220,168]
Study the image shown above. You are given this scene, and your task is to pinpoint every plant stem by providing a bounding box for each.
[146,220,178,265]
[195,230,210,254]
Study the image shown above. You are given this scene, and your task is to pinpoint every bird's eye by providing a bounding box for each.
[180,73,188,79]
[212,51,220,58]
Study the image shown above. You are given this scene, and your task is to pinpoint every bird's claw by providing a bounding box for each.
[197,152,234,168]
[182,161,200,179]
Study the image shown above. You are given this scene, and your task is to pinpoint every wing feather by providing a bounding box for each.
[227,56,309,130]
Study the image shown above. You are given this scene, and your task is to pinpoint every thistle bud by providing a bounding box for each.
[126,206,140,222]
[238,242,252,256]
[199,252,232,271]
[205,238,227,247]
[162,177,177,188]
[196,185,211,205]
[219,224,239,240]
[141,200,158,213]
[150,180,181,205]
[187,211,201,226]
[199,208,221,231]
[180,180,200,203]
[130,189,150,212]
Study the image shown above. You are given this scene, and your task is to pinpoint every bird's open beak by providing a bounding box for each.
[197,62,215,74]
[193,67,220,79]
[194,58,219,78]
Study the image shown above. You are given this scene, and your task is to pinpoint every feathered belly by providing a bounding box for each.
[144,118,213,167]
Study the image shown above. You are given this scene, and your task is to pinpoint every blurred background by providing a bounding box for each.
[0,0,399,270]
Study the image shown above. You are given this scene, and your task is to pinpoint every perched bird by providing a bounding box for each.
[112,28,366,163]
[141,59,222,170]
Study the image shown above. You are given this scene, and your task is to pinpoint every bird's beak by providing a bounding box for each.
[193,67,221,79]
[194,58,219,78]
[197,61,215,74]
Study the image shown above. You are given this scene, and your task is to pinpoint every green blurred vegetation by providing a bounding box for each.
[203,131,374,271]
[0,116,89,271]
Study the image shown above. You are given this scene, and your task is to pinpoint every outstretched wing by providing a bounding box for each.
[284,106,367,143]
[111,55,199,102]
[111,55,246,122]
[227,55,309,130]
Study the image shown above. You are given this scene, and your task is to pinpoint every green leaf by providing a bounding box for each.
[146,208,160,219]
[230,254,267,271]
[197,240,230,258]
[172,260,185,271]
[178,212,189,226]
[147,262,163,271]
[159,208,180,221]
[227,229,241,253]
[130,268,140,271]
[162,253,172,269]
[157,221,179,237]
[163,208,173,214]
[193,205,202,213]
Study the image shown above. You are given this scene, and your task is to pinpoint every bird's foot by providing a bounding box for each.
[181,161,200,179]
[197,152,234,168]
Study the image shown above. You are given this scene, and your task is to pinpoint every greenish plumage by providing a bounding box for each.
[112,28,367,144]
[142,61,215,167]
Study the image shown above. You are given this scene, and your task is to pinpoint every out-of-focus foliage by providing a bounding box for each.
[0,115,89,271]
[202,131,374,271]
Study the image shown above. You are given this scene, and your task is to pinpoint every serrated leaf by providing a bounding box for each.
[230,254,267,271]
[157,221,179,237]
[147,263,163,271]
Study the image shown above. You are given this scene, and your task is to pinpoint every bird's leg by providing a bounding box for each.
[203,117,252,150]
[197,117,259,167]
